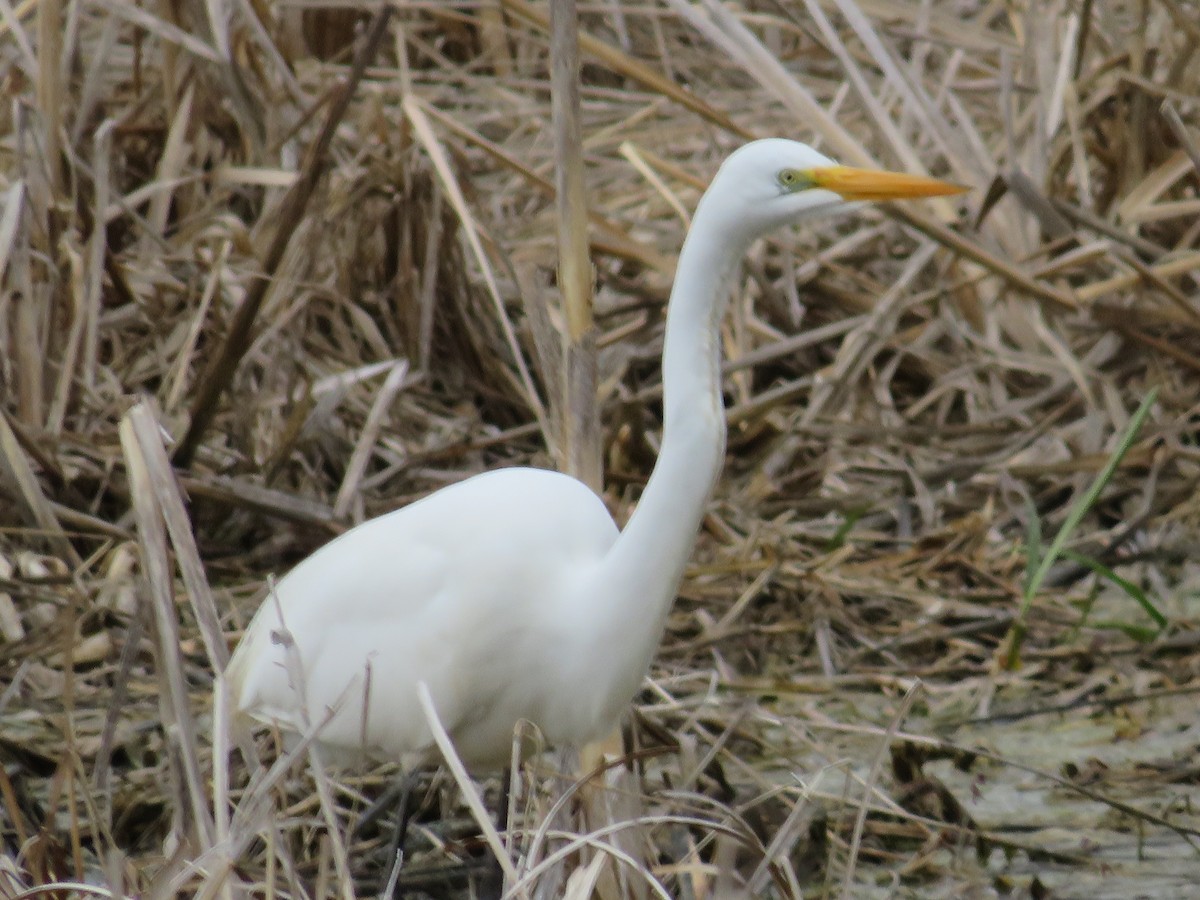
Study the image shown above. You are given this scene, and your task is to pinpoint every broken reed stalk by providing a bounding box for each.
[549,0,601,489]
[127,403,229,672]
[174,4,394,468]
[548,7,643,894]
[120,406,217,854]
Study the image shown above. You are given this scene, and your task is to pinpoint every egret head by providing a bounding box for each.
[700,139,965,244]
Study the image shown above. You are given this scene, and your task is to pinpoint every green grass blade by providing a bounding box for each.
[1003,386,1159,668]
[1086,620,1162,642]
[827,507,866,551]
[1061,548,1168,631]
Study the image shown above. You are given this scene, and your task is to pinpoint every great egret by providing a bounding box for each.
[225,139,963,770]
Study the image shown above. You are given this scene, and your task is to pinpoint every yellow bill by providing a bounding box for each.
[806,165,966,201]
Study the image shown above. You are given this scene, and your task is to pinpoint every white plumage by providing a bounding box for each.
[225,140,963,769]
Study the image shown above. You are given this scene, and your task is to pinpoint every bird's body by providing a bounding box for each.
[226,140,962,770]
[228,468,632,768]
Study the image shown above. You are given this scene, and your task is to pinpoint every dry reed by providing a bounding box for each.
[1,1,1199,897]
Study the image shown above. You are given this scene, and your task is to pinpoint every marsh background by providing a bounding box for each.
[1,1,1199,897]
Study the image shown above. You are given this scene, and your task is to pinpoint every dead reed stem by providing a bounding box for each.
[1,2,1199,897]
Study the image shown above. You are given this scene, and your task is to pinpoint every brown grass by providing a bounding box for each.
[2,1,1199,897]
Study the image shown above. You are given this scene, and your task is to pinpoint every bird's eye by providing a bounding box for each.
[778,168,809,190]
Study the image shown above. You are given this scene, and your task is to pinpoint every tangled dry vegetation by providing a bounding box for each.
[2,1,1200,897]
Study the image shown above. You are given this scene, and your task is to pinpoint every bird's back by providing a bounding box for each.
[225,466,619,768]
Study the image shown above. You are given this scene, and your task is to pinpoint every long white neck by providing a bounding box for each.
[597,202,749,648]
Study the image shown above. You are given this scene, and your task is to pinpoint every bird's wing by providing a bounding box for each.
[223,467,620,763]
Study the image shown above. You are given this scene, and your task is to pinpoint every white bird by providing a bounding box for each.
[225,139,963,770]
